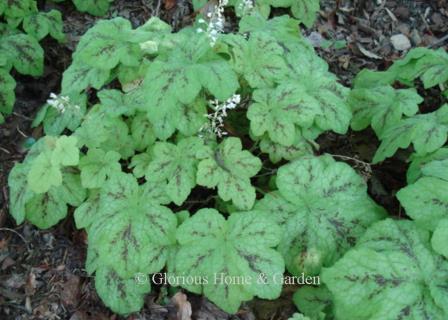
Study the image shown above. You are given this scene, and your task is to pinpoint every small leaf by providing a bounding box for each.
[8,163,34,224]
[197,137,262,210]
[52,136,80,166]
[79,148,121,188]
[0,68,16,117]
[28,152,63,193]
[373,104,448,163]
[73,0,114,16]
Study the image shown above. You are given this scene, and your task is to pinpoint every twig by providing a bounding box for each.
[0,146,11,154]
[428,34,448,48]
[0,227,29,249]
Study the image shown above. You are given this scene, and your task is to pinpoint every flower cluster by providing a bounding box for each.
[46,93,80,114]
[197,0,228,46]
[238,0,254,14]
[200,94,241,138]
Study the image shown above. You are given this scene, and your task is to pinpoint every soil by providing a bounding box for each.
[0,0,447,319]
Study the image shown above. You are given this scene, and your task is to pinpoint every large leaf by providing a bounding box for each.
[224,33,288,88]
[248,79,350,146]
[350,86,422,136]
[145,137,207,205]
[197,137,262,210]
[8,163,34,224]
[322,219,448,320]
[86,172,176,278]
[137,30,238,139]
[95,267,151,315]
[373,104,448,163]
[255,155,384,275]
[0,33,44,76]
[23,10,65,42]
[61,61,110,94]
[175,208,284,313]
[73,18,142,70]
[407,148,448,183]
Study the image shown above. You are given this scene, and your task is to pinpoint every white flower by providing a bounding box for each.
[199,94,242,138]
[46,93,80,114]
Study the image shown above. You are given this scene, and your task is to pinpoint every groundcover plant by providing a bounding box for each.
[5,0,448,318]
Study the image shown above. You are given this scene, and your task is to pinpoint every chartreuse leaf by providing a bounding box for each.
[175,209,284,313]
[259,135,313,164]
[0,33,44,76]
[86,172,176,278]
[145,137,208,205]
[72,0,114,16]
[2,0,37,24]
[95,266,151,315]
[287,0,320,27]
[61,61,110,94]
[130,113,156,151]
[248,78,350,147]
[73,18,142,70]
[27,136,80,193]
[26,171,86,228]
[75,104,135,159]
[407,148,448,183]
[322,219,448,320]
[23,10,65,42]
[349,86,422,136]
[8,163,34,224]
[373,104,448,163]
[137,29,238,139]
[293,286,333,320]
[224,32,288,88]
[0,68,16,117]
[79,148,121,188]
[197,137,262,210]
[432,219,448,258]
[389,47,448,88]
[255,155,384,276]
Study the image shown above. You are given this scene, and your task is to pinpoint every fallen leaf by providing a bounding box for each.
[357,43,382,59]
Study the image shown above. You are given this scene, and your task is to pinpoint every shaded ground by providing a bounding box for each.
[1,0,447,319]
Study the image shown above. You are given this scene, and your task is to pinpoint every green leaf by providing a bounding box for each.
[432,219,448,258]
[0,68,16,117]
[197,137,262,210]
[28,152,63,193]
[373,104,448,163]
[0,33,44,76]
[2,0,37,22]
[61,61,110,94]
[52,135,80,166]
[79,148,121,188]
[74,18,142,70]
[87,172,177,278]
[407,148,448,183]
[255,155,384,275]
[130,113,156,151]
[259,135,313,164]
[293,286,332,320]
[322,219,448,320]
[23,10,65,42]
[289,0,320,27]
[95,267,151,315]
[129,152,151,178]
[25,172,86,229]
[145,137,207,205]
[288,313,311,320]
[138,31,238,138]
[72,0,114,16]
[74,189,102,230]
[41,93,87,135]
[8,163,34,224]
[225,33,288,88]
[175,209,284,313]
[349,86,422,136]
[397,177,448,231]
[421,158,448,181]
